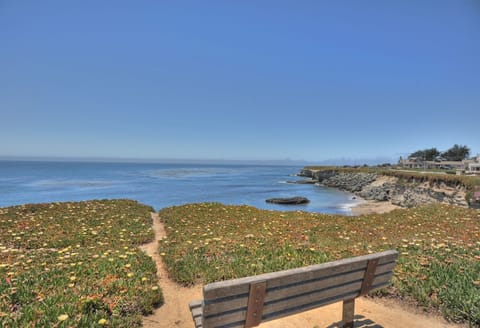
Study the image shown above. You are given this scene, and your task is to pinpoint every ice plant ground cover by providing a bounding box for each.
[0,199,163,327]
[159,203,480,326]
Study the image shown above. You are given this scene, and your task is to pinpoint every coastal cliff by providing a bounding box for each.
[299,168,469,208]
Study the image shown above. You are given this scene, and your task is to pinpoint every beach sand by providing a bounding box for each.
[351,199,401,216]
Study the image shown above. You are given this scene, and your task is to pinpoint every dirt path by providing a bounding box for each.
[140,213,202,328]
[141,213,465,328]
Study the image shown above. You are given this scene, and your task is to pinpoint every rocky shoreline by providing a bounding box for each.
[299,169,469,208]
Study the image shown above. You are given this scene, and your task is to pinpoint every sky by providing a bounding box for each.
[1,1,479,163]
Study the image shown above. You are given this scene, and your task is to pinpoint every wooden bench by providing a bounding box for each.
[189,250,398,328]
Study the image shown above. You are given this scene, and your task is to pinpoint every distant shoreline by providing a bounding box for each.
[298,167,470,211]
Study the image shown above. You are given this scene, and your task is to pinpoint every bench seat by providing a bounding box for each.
[189,250,398,328]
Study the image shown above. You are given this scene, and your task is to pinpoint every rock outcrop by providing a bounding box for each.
[321,173,377,192]
[286,180,316,184]
[266,197,310,205]
[301,169,468,208]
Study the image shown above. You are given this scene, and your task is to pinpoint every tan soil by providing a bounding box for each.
[351,200,401,216]
[369,175,398,187]
[350,176,401,216]
[141,213,466,328]
[140,213,202,328]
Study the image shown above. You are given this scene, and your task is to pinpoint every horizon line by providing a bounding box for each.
[0,155,311,165]
[0,155,397,166]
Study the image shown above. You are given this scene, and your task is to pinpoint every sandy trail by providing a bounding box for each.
[140,213,202,328]
[141,213,465,328]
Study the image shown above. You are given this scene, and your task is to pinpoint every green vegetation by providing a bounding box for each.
[0,200,162,327]
[408,144,471,161]
[159,203,480,326]
[442,144,471,161]
[409,147,440,161]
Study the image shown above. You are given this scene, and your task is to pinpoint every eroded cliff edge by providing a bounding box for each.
[299,168,469,208]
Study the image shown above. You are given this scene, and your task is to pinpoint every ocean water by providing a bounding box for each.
[0,161,359,214]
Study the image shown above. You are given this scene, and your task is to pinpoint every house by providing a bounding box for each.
[398,157,424,169]
[399,154,480,174]
[398,157,466,170]
[424,160,467,170]
[465,155,480,175]
[466,163,480,175]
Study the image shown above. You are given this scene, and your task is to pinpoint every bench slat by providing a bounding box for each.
[203,250,398,300]
[203,261,395,317]
[193,316,203,328]
[189,300,204,328]
[267,263,394,304]
[192,306,203,319]
[263,273,392,316]
[203,273,392,327]
[192,250,399,328]
[189,300,203,310]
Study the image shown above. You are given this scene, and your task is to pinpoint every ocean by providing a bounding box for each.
[0,161,359,214]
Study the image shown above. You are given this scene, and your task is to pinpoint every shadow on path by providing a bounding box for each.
[326,315,383,328]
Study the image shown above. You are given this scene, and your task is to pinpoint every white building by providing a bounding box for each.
[399,154,480,174]
[465,155,480,175]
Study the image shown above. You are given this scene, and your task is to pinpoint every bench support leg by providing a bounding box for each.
[342,298,355,328]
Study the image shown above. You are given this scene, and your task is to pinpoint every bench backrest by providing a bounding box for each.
[195,250,398,328]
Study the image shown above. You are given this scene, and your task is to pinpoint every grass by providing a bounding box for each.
[159,202,480,326]
[0,199,163,327]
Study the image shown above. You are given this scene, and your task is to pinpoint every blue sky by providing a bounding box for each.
[1,1,479,163]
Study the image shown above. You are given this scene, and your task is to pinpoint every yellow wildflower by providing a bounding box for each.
[58,314,69,321]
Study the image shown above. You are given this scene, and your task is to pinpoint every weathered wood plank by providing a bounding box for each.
[192,306,203,319]
[196,251,398,328]
[203,274,392,327]
[262,280,390,323]
[262,274,391,316]
[203,270,361,316]
[245,281,267,328]
[360,259,379,296]
[189,300,203,311]
[203,289,357,328]
[193,315,203,328]
[264,277,393,321]
[266,262,394,303]
[204,250,398,300]
[189,300,204,327]
[342,299,355,328]
[203,262,395,316]
[264,290,360,323]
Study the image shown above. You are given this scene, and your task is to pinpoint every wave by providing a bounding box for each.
[338,202,357,210]
[337,198,364,213]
